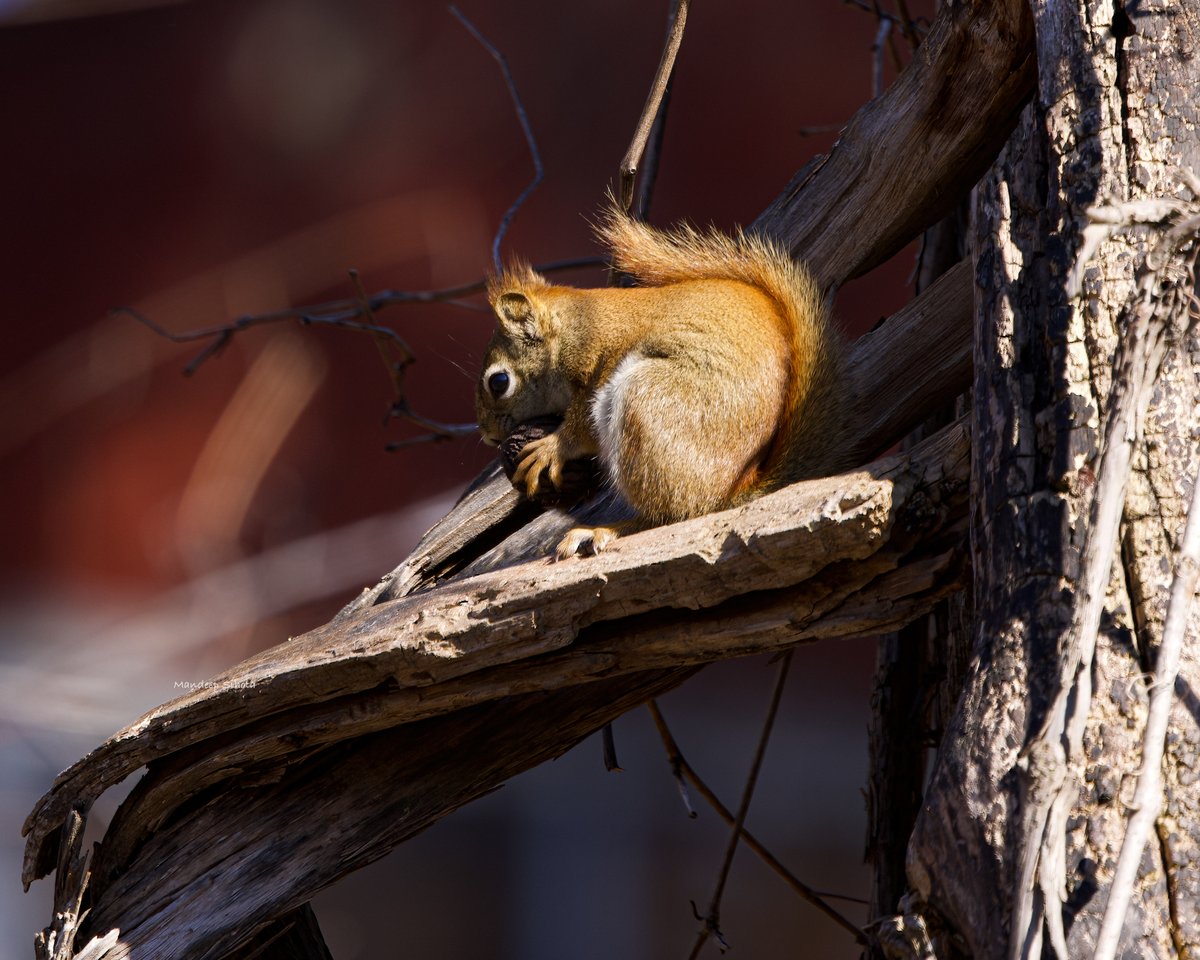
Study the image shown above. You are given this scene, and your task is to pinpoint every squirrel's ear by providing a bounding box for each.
[495,291,544,341]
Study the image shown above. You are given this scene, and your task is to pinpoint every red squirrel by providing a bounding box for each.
[476,205,846,558]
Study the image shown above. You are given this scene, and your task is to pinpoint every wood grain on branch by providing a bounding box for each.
[25,403,968,880]
[71,421,966,960]
[751,0,1033,287]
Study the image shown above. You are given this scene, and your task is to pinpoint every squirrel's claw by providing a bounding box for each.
[512,433,565,497]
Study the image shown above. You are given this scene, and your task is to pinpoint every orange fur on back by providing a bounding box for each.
[596,205,844,489]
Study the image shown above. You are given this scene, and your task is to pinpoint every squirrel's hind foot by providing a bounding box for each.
[555,525,623,560]
[555,517,657,560]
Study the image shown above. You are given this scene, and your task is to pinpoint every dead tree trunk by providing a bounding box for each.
[904,3,1200,958]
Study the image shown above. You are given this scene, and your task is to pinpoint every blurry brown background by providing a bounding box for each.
[1,1,924,956]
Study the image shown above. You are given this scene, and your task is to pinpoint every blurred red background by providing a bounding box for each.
[1,1,925,956]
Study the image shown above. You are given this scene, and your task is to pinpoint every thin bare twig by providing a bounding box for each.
[869,0,904,76]
[370,256,606,305]
[449,5,544,273]
[796,123,846,138]
[647,702,868,941]
[893,0,920,50]
[120,285,479,445]
[871,16,893,98]
[687,652,794,958]
[652,707,698,818]
[619,0,690,211]
[116,303,415,377]
[383,416,478,448]
[630,64,673,221]
[349,268,413,401]
[843,0,928,38]
[348,268,478,444]
[127,256,607,369]
[601,724,622,772]
[125,257,605,363]
[124,257,607,446]
[597,6,685,760]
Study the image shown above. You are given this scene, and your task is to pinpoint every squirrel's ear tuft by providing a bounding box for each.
[495,291,543,341]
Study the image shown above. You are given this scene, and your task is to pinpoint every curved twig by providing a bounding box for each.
[647,702,868,943]
[124,256,605,364]
[122,256,607,444]
[116,304,415,376]
[619,0,689,211]
[688,652,794,959]
[449,5,545,272]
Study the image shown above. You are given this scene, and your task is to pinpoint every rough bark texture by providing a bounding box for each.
[907,2,1200,958]
[1115,8,1200,950]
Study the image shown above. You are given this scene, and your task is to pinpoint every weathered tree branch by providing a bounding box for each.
[66,421,968,960]
[751,0,1033,287]
[26,412,969,886]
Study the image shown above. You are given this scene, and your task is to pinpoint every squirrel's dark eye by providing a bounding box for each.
[487,370,511,399]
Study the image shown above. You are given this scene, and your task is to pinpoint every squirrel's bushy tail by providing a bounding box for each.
[597,204,850,486]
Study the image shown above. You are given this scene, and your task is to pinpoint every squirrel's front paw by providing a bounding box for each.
[555,525,621,560]
[511,432,566,497]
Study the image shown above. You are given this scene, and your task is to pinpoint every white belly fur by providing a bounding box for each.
[589,352,644,491]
